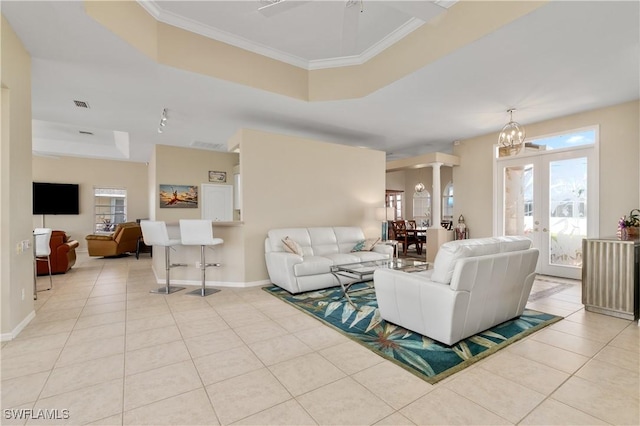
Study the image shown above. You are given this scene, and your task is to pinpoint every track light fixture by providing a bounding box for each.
[158,108,168,134]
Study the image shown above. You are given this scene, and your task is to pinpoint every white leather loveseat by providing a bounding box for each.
[265,227,393,294]
[374,236,539,345]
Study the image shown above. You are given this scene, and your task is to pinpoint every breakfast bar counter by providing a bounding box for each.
[149,221,256,288]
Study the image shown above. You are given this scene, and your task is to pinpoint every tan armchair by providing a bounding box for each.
[86,222,142,257]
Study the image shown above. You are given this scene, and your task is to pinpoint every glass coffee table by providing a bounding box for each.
[330,258,429,308]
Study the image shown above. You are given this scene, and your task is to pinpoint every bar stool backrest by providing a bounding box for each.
[34,228,52,257]
[140,221,170,246]
[179,220,216,245]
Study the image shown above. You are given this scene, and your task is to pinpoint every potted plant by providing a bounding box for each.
[618,209,640,237]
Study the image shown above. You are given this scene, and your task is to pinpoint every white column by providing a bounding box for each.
[431,162,442,228]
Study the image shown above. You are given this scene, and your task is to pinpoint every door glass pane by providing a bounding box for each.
[549,157,587,268]
[503,164,534,236]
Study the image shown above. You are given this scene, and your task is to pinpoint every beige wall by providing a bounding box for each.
[386,166,453,220]
[85,0,545,102]
[1,16,35,338]
[147,148,157,220]
[240,129,387,282]
[32,156,149,250]
[385,171,405,191]
[149,145,244,284]
[454,100,640,238]
[146,136,384,285]
[152,144,239,222]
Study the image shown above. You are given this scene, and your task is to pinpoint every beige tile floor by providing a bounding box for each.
[1,253,638,425]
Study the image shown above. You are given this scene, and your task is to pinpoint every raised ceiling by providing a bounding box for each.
[2,1,639,163]
[140,0,457,69]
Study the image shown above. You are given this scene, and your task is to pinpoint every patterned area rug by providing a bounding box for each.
[264,283,562,384]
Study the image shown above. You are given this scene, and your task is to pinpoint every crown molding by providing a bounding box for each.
[137,1,425,71]
[308,18,424,70]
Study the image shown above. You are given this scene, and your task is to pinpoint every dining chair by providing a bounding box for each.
[393,221,423,256]
[408,220,427,245]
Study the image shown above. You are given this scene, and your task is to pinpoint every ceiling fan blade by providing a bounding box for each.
[341,1,361,56]
[387,1,452,22]
[258,0,310,18]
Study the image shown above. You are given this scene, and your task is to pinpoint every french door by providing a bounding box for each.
[495,146,598,279]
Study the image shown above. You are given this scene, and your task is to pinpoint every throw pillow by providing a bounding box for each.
[282,236,303,256]
[351,237,380,252]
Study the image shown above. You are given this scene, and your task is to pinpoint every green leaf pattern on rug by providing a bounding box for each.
[451,342,474,360]
[263,283,562,384]
[479,330,508,341]
[467,335,500,349]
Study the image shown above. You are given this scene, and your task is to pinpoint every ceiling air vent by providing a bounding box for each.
[73,100,90,108]
[79,131,94,135]
[190,141,227,151]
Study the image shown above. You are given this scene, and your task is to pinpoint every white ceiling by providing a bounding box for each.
[2,1,639,163]
[139,0,454,69]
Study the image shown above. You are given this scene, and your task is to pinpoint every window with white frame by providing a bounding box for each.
[386,191,403,220]
[413,190,431,226]
[94,187,127,233]
[442,182,454,220]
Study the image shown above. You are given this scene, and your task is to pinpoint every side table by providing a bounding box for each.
[136,236,152,259]
[381,240,399,260]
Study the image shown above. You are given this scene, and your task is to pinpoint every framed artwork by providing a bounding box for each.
[159,184,198,208]
[209,171,226,183]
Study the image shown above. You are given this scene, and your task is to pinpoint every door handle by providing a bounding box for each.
[543,228,548,232]
[535,220,540,225]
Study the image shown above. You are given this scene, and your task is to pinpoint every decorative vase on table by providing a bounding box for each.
[455,215,467,240]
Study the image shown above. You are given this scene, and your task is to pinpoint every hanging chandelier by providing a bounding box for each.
[498,109,526,155]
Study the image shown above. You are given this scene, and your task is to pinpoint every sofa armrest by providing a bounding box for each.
[372,244,393,257]
[374,269,470,344]
[85,234,114,241]
[55,240,77,256]
[265,251,304,294]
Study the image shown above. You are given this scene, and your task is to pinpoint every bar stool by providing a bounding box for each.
[140,220,185,294]
[34,228,53,293]
[179,219,223,297]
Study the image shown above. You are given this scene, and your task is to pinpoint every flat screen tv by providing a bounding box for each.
[33,182,80,215]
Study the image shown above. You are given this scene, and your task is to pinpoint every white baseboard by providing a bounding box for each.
[155,278,270,288]
[0,310,36,342]
[150,265,270,288]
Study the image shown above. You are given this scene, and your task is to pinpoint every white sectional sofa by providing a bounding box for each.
[374,236,539,345]
[265,227,393,294]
